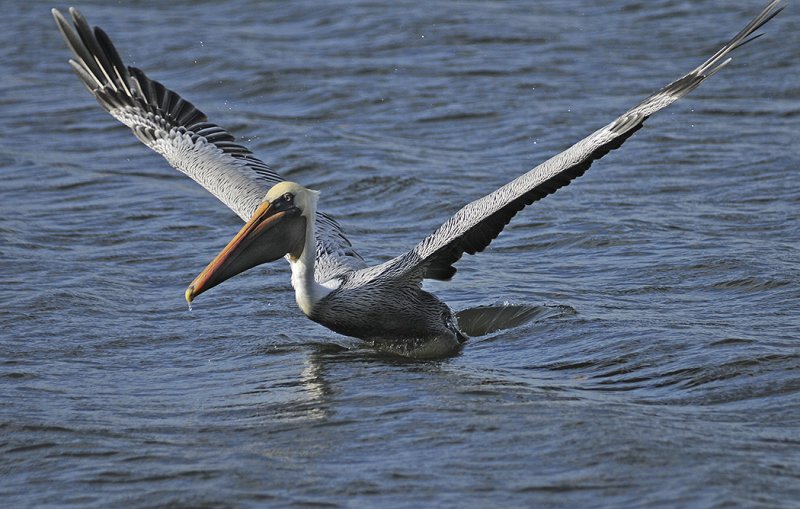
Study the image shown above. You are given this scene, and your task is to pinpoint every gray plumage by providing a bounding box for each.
[54,2,785,357]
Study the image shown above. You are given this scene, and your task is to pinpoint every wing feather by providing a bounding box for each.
[53,7,364,282]
[377,0,784,284]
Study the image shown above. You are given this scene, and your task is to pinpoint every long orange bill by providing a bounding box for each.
[185,200,296,305]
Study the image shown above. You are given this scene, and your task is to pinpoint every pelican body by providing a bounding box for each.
[53,3,785,357]
[183,181,465,355]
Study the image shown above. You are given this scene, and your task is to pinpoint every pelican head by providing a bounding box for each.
[185,182,316,305]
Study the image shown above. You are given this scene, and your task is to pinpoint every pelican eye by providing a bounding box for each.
[282,192,294,203]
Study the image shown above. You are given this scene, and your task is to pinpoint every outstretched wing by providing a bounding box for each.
[376,0,784,284]
[53,7,364,282]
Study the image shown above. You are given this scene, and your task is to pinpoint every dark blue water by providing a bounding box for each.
[2,1,799,507]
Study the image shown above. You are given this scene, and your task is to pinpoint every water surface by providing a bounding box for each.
[2,1,799,507]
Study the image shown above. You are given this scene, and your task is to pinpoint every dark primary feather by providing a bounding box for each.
[384,0,785,284]
[54,7,280,184]
[52,8,280,189]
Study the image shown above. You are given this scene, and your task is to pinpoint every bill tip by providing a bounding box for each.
[185,286,195,307]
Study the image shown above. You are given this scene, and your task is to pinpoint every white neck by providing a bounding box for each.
[288,192,332,316]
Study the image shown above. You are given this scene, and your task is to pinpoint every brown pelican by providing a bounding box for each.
[53,3,785,357]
